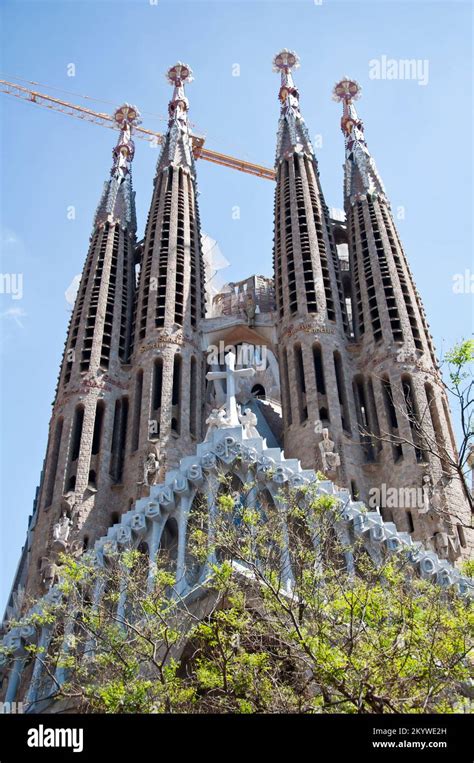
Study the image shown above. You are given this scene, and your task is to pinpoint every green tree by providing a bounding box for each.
[7,477,473,714]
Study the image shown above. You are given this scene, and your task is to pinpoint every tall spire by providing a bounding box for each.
[156,62,195,174]
[94,104,140,230]
[332,78,386,206]
[273,49,314,163]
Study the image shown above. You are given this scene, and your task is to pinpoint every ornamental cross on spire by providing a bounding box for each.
[206,351,255,426]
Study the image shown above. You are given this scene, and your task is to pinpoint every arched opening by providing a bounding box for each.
[70,405,85,462]
[171,354,182,435]
[159,517,179,573]
[319,407,329,423]
[190,356,198,438]
[381,375,403,462]
[185,492,208,586]
[334,351,351,433]
[91,401,105,456]
[281,347,292,427]
[131,370,143,452]
[401,375,424,462]
[312,343,326,395]
[87,470,97,489]
[251,383,265,399]
[294,343,308,423]
[110,396,128,483]
[353,375,374,462]
[151,357,163,440]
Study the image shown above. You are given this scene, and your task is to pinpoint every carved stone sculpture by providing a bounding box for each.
[143,449,159,487]
[238,407,259,438]
[205,407,231,440]
[318,428,341,474]
[52,512,72,550]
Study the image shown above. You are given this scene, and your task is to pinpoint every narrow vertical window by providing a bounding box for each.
[190,356,197,438]
[381,376,403,461]
[353,376,374,462]
[71,406,84,462]
[312,343,326,395]
[45,418,63,507]
[402,375,424,462]
[334,351,351,433]
[171,354,182,434]
[151,357,163,439]
[281,347,292,427]
[294,343,307,423]
[131,370,143,452]
[91,401,105,456]
[110,397,128,483]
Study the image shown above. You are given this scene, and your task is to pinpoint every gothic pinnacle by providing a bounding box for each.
[166,62,193,126]
[272,49,314,164]
[111,103,141,179]
[93,103,140,230]
[272,49,301,111]
[158,62,195,174]
[332,78,386,205]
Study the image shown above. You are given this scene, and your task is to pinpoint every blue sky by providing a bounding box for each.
[0,0,472,611]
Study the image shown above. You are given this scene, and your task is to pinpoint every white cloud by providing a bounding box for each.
[65,274,81,307]
[0,307,27,328]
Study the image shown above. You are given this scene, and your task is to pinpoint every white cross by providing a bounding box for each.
[206,350,255,425]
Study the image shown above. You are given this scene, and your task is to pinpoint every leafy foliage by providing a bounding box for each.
[20,478,473,714]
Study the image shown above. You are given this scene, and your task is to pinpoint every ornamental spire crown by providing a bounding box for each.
[111,103,140,179]
[94,103,140,230]
[332,78,386,205]
[272,49,314,164]
[156,62,196,175]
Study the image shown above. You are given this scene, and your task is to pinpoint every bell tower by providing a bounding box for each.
[272,51,356,480]
[333,78,472,559]
[128,63,206,476]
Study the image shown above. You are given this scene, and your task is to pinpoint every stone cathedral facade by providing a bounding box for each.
[2,53,472,700]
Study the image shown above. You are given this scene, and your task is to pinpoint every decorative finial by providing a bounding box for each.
[332,77,361,103]
[272,49,300,73]
[272,50,314,163]
[332,77,386,204]
[166,62,194,86]
[113,103,141,128]
[111,103,141,175]
[272,49,301,110]
[332,78,365,137]
[165,62,193,128]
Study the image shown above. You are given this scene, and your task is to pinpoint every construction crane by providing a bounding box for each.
[0,78,276,181]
